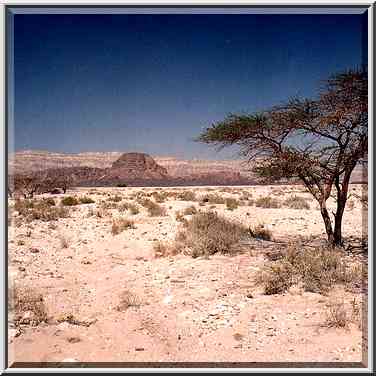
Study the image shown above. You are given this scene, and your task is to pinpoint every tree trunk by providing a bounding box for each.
[320,202,335,245]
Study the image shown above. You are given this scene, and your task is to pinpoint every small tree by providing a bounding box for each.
[13,174,41,198]
[197,69,367,246]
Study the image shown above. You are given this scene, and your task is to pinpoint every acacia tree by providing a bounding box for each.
[197,69,367,246]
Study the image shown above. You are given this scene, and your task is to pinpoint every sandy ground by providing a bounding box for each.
[7,184,368,366]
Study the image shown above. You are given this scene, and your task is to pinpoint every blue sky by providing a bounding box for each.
[11,11,367,159]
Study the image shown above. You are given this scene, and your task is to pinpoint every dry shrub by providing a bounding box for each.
[255,196,281,208]
[61,196,79,206]
[111,217,136,235]
[138,198,166,216]
[325,298,348,328]
[256,245,359,295]
[15,199,69,222]
[177,191,196,201]
[200,194,225,205]
[59,233,69,248]
[225,198,239,211]
[174,211,249,258]
[9,285,48,326]
[255,261,296,295]
[108,195,122,202]
[79,196,95,204]
[183,205,197,215]
[96,208,110,218]
[118,202,140,215]
[151,191,169,203]
[250,224,272,241]
[153,241,178,258]
[100,200,118,210]
[116,290,141,311]
[284,195,310,210]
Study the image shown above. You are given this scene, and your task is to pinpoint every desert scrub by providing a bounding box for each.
[255,196,281,208]
[225,198,239,211]
[250,224,272,241]
[183,205,197,215]
[14,199,69,222]
[61,196,79,206]
[256,246,355,295]
[174,211,249,257]
[284,195,310,210]
[100,200,118,210]
[151,191,169,203]
[325,298,348,328]
[255,261,296,295]
[177,191,196,201]
[79,196,95,204]
[9,284,48,326]
[119,202,140,215]
[153,241,177,258]
[138,198,166,216]
[200,194,225,205]
[108,195,123,202]
[111,217,136,235]
[116,290,141,311]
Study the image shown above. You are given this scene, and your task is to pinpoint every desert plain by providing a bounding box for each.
[8,184,368,365]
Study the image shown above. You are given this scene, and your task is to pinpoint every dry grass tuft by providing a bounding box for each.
[174,211,249,258]
[256,245,360,295]
[138,198,167,217]
[79,196,95,204]
[15,199,69,222]
[177,191,196,201]
[61,196,79,206]
[153,241,178,258]
[111,217,136,235]
[225,198,239,211]
[325,298,348,328]
[255,196,281,208]
[116,290,141,311]
[284,195,310,210]
[250,224,273,241]
[200,194,225,205]
[9,285,48,326]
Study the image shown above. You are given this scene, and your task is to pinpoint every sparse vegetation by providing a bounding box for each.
[250,224,272,241]
[61,196,79,206]
[111,217,136,235]
[153,241,177,258]
[325,299,348,328]
[116,290,141,311]
[256,245,361,295]
[174,211,249,257]
[108,195,123,202]
[225,198,239,210]
[14,199,69,222]
[200,194,225,205]
[177,191,196,201]
[9,284,48,326]
[284,195,310,210]
[138,198,167,216]
[255,196,281,208]
[118,201,140,215]
[79,196,95,204]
